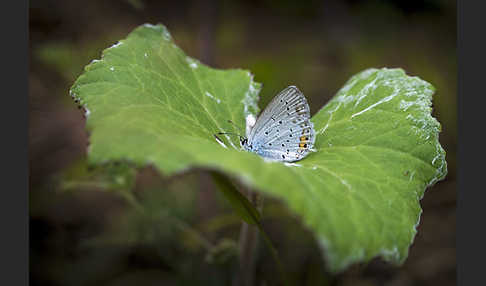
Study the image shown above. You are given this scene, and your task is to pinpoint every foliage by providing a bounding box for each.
[70,23,447,272]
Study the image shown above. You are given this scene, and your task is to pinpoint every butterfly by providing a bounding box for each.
[217,86,315,162]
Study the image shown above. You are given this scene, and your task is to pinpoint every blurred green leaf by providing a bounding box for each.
[124,0,145,10]
[58,158,137,193]
[70,23,447,272]
[35,42,83,81]
[211,172,261,225]
[35,42,101,83]
[205,238,238,265]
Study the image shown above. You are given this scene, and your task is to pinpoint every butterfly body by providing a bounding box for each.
[240,86,315,162]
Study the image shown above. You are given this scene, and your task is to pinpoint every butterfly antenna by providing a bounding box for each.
[215,132,245,142]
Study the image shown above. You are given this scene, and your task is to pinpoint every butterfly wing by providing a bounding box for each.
[247,86,315,162]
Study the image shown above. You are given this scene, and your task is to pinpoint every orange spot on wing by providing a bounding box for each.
[299,136,308,149]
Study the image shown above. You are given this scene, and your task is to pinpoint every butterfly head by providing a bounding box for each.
[240,137,248,147]
[240,137,254,151]
[215,132,252,151]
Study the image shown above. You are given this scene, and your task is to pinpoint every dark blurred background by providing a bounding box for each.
[29,0,456,285]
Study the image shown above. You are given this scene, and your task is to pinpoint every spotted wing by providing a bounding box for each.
[248,86,315,162]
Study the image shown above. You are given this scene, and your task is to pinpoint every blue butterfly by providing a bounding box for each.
[217,86,315,162]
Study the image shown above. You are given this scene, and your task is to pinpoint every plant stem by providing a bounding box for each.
[233,189,263,286]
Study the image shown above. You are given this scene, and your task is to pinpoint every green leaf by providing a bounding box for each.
[70,23,447,272]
